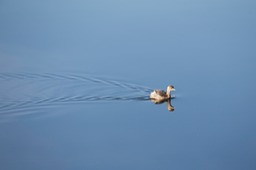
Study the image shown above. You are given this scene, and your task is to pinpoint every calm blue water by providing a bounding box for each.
[1,0,256,169]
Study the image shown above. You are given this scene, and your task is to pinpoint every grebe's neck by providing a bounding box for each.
[166,87,171,98]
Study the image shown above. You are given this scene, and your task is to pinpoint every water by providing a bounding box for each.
[1,0,256,169]
[0,73,154,119]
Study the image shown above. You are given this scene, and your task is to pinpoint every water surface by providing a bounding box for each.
[0,0,256,170]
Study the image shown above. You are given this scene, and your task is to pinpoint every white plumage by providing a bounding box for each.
[150,85,175,102]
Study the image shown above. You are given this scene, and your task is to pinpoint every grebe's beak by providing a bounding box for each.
[171,88,176,92]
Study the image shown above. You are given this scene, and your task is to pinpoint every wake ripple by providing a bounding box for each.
[0,73,152,118]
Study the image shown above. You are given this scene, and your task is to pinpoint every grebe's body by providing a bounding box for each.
[150,85,175,102]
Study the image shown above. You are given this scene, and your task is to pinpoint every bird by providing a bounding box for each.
[150,85,175,102]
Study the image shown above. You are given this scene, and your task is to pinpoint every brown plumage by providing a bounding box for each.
[150,85,175,102]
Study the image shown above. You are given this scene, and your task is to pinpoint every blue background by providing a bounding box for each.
[0,0,256,169]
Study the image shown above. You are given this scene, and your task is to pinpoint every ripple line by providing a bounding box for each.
[0,95,150,115]
[0,72,153,118]
[0,73,152,93]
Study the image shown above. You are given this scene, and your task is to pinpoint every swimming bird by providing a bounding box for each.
[150,85,175,102]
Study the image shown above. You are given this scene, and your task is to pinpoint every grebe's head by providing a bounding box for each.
[167,85,175,92]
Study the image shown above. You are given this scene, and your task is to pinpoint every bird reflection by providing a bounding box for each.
[151,98,175,112]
